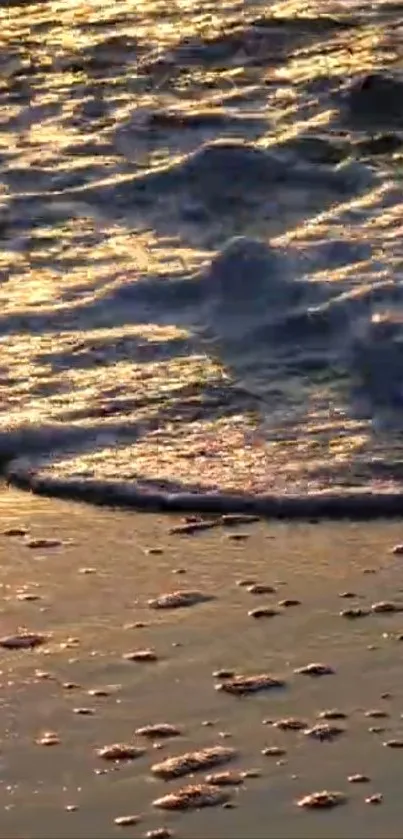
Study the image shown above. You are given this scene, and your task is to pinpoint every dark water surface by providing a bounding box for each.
[1,1,403,504]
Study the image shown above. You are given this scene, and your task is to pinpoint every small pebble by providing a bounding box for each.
[340,608,369,618]
[369,726,386,734]
[73,708,95,715]
[248,606,279,619]
[273,718,307,731]
[216,673,285,695]
[153,784,230,810]
[88,688,110,697]
[213,670,235,679]
[205,771,244,786]
[78,567,96,574]
[26,538,62,549]
[16,592,41,601]
[366,794,383,804]
[65,805,78,812]
[146,547,164,555]
[262,747,286,757]
[135,724,181,739]
[297,791,346,809]
[339,591,358,598]
[391,544,403,555]
[371,601,403,613]
[365,710,389,718]
[148,591,213,609]
[384,739,403,748]
[123,649,158,662]
[96,744,145,761]
[248,607,279,619]
[151,746,236,779]
[295,663,334,676]
[348,774,370,783]
[114,815,141,826]
[227,533,249,541]
[124,622,147,629]
[318,709,348,720]
[304,724,344,742]
[236,579,256,587]
[3,527,27,537]
[36,732,60,746]
[144,830,173,839]
[278,599,301,607]
[62,682,80,690]
[0,632,48,649]
[246,584,275,594]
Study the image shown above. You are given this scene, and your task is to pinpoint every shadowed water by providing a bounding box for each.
[2,0,403,508]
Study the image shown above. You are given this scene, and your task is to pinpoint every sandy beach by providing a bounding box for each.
[2,486,403,838]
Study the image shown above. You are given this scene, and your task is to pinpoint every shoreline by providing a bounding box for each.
[5,466,403,520]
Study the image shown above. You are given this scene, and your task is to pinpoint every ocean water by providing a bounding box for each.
[2,0,403,510]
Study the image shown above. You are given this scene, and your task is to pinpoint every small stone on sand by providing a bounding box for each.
[278,599,301,607]
[144,830,173,839]
[318,709,348,720]
[304,724,344,742]
[372,601,403,613]
[262,747,286,757]
[74,707,95,715]
[148,590,213,609]
[3,527,27,537]
[123,649,158,662]
[88,688,110,697]
[96,744,145,761]
[247,584,275,594]
[365,709,388,718]
[297,791,346,809]
[384,739,403,748]
[391,545,403,555]
[36,732,60,746]
[0,631,48,649]
[205,771,244,786]
[216,674,285,695]
[348,774,370,783]
[273,718,307,731]
[153,784,231,810]
[295,663,334,676]
[151,746,236,779]
[26,538,62,549]
[248,607,279,618]
[341,608,369,618]
[366,794,383,804]
[135,724,181,739]
[114,815,141,826]
[213,669,235,679]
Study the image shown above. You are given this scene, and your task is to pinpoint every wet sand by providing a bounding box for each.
[2,487,403,837]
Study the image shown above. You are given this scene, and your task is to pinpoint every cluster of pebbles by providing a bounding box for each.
[3,519,403,836]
